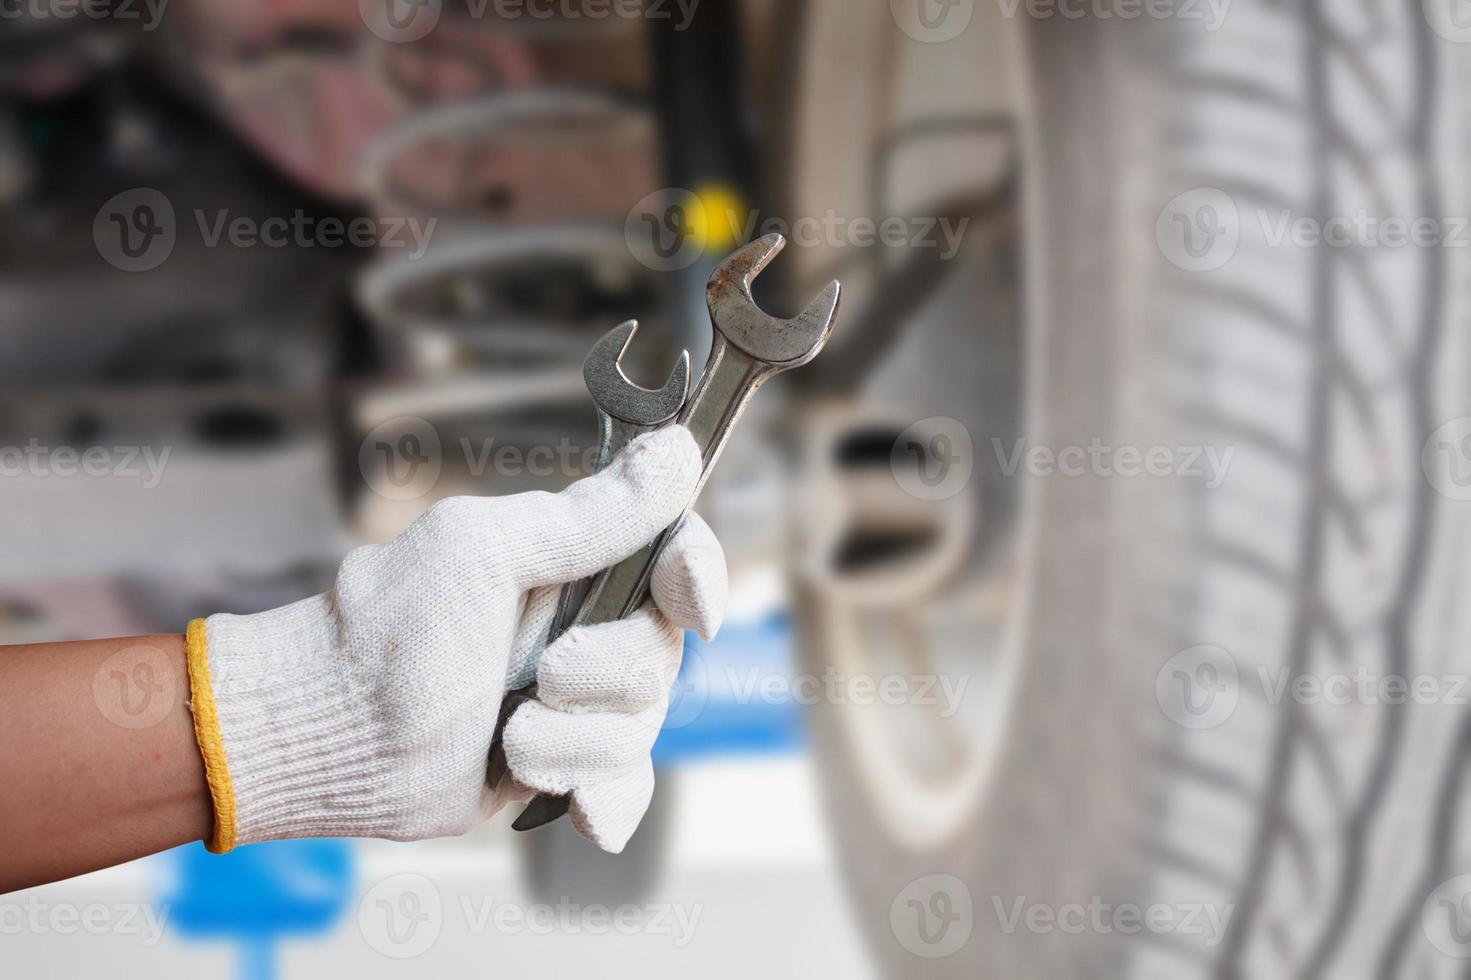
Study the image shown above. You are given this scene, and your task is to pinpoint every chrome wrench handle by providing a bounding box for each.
[547,410,651,636]
[490,411,654,832]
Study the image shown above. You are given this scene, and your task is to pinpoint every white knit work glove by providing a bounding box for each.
[187,426,726,855]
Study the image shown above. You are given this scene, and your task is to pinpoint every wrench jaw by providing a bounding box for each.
[583,320,692,426]
[706,234,842,369]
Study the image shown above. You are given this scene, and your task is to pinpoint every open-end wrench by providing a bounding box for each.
[487,320,690,797]
[512,233,842,831]
[549,321,691,637]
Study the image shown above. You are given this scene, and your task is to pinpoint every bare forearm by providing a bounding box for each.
[0,634,210,893]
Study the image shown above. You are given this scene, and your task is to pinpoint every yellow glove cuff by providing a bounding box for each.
[185,618,237,854]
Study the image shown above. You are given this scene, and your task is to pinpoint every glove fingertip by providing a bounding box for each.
[686,542,727,642]
[568,762,655,854]
[501,701,576,796]
[652,515,729,639]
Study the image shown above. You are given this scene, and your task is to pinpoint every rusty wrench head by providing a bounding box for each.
[583,320,690,431]
[705,233,841,369]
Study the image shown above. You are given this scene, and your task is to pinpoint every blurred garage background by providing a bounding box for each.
[5,0,1471,977]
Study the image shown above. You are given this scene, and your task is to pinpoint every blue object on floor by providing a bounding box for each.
[653,613,805,765]
[161,838,353,980]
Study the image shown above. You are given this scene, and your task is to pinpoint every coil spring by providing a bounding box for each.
[355,17,660,383]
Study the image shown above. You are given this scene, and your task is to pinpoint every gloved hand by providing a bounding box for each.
[186,426,726,854]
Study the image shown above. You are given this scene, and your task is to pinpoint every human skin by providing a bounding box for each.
[0,634,210,894]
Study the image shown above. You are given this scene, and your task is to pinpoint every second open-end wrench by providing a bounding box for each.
[487,320,689,798]
[512,233,842,831]
[548,321,691,637]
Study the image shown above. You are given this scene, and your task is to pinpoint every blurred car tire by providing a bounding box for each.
[791,2,1471,977]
